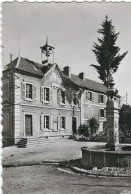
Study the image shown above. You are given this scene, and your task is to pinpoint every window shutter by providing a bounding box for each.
[65,116,68,130]
[57,89,61,104]
[58,115,60,130]
[21,82,26,99]
[65,91,68,104]
[98,94,101,103]
[33,85,37,101]
[50,115,53,130]
[86,91,88,101]
[92,92,94,101]
[104,109,106,118]
[50,88,53,102]
[98,109,100,118]
[40,114,44,130]
[103,95,105,103]
[40,86,44,102]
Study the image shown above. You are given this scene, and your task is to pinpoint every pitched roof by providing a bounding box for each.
[5,57,44,77]
[4,56,107,94]
[71,74,107,94]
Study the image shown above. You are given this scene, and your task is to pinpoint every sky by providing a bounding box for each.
[2,2,131,104]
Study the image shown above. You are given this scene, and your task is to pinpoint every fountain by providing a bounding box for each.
[81,70,131,169]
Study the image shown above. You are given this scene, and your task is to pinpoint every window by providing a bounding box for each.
[60,117,66,129]
[100,109,105,118]
[41,86,52,103]
[44,87,50,102]
[99,94,105,103]
[3,81,9,100]
[44,115,49,129]
[61,91,65,104]
[73,94,77,105]
[88,91,92,101]
[21,82,36,101]
[26,84,32,99]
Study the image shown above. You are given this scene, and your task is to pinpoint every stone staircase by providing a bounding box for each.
[16,137,50,148]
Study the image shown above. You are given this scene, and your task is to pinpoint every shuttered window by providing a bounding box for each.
[44,87,50,102]
[40,86,52,103]
[98,94,105,103]
[60,117,66,129]
[21,82,36,101]
[44,115,49,129]
[26,84,32,99]
[41,114,53,130]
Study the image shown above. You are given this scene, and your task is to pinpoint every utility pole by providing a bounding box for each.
[10,54,14,137]
[126,92,128,105]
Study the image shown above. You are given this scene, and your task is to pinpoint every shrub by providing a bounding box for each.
[78,117,99,137]
[78,123,91,137]
[89,117,99,136]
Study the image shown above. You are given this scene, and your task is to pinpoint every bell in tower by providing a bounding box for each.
[40,38,55,65]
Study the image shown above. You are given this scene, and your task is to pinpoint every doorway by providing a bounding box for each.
[72,117,77,135]
[25,115,32,136]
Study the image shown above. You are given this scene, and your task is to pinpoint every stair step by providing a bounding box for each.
[16,137,51,148]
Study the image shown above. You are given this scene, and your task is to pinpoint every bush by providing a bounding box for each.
[89,117,99,136]
[78,117,99,138]
[78,123,91,137]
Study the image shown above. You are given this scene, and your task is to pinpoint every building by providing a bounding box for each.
[2,43,120,146]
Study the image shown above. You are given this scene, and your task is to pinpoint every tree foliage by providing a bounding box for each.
[119,104,131,137]
[91,16,128,86]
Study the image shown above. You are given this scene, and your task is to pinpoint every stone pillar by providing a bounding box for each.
[106,100,120,151]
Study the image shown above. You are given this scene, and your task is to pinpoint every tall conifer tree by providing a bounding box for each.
[91,16,128,87]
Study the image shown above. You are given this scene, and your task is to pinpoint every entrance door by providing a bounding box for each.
[25,115,32,136]
[72,117,77,135]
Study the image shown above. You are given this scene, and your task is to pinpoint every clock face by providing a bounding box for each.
[52,70,57,78]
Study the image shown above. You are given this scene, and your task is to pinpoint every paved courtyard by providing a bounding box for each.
[3,139,105,166]
[3,164,131,194]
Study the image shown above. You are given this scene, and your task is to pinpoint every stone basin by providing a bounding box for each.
[81,146,131,169]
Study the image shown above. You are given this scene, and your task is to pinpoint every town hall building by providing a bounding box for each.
[2,41,120,146]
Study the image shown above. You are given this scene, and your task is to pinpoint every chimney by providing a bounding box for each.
[79,72,85,81]
[63,66,71,78]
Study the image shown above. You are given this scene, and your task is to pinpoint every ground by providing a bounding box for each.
[3,165,131,194]
[3,139,105,166]
[2,139,131,194]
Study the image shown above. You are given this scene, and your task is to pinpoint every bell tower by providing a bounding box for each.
[40,38,55,65]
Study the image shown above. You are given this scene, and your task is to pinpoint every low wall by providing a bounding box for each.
[81,147,131,169]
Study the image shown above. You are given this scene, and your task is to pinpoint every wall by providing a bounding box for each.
[82,90,107,131]
[18,66,80,138]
